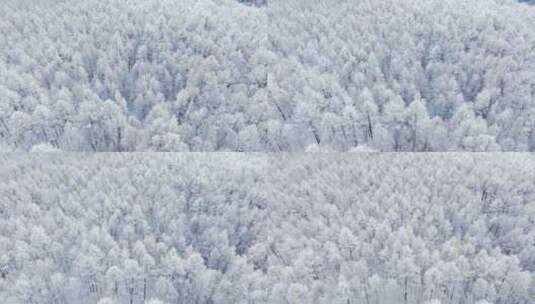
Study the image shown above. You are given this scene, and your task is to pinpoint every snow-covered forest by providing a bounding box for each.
[0,154,534,304]
[2,0,535,303]
[1,0,535,151]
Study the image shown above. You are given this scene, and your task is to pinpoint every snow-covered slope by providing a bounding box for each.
[1,154,534,303]
[1,0,534,151]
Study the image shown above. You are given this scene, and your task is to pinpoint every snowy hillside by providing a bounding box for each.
[1,154,534,304]
[1,0,534,151]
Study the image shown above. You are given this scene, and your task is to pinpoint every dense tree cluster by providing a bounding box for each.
[0,0,534,151]
[0,0,267,152]
[267,0,535,152]
[1,154,534,304]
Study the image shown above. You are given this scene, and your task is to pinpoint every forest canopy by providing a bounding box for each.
[1,0,535,151]
[1,154,534,304]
